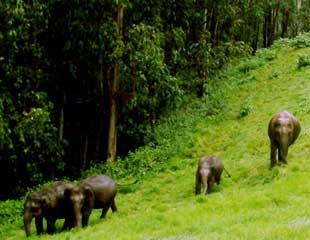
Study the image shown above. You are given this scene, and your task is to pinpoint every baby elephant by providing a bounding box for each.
[268,111,301,168]
[195,156,224,195]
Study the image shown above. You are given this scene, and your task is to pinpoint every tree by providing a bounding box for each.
[106,1,124,162]
[0,0,64,198]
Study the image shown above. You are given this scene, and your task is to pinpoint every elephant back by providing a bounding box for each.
[79,175,117,208]
[201,156,223,170]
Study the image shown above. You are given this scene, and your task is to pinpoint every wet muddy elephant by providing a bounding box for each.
[23,181,74,236]
[268,111,301,168]
[65,175,118,228]
[195,156,224,195]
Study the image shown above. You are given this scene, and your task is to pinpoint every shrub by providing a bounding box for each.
[256,48,277,61]
[237,58,263,73]
[0,199,23,233]
[297,54,310,68]
[238,101,252,118]
[290,33,310,48]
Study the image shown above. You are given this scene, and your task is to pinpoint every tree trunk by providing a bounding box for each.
[81,135,88,170]
[106,2,123,162]
[263,6,271,47]
[59,91,65,142]
[269,2,280,46]
[252,22,260,54]
[106,65,119,162]
[281,9,290,38]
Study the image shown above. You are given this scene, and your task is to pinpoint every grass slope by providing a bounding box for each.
[4,42,310,240]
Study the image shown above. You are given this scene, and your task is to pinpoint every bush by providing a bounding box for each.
[238,100,252,118]
[297,54,310,68]
[0,199,23,235]
[256,48,277,61]
[290,33,310,48]
[237,58,263,73]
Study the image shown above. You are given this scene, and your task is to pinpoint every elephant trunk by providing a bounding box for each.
[24,210,32,237]
[201,169,210,195]
[202,184,208,194]
[72,205,82,228]
[279,135,289,163]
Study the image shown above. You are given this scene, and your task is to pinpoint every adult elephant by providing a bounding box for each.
[65,175,118,228]
[268,111,301,168]
[23,182,74,236]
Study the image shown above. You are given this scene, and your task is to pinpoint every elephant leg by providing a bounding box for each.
[206,182,212,194]
[215,173,221,184]
[62,217,73,230]
[270,142,277,168]
[35,216,43,235]
[110,199,117,212]
[278,148,282,162]
[82,211,92,227]
[46,218,56,234]
[195,175,201,195]
[100,205,110,218]
[208,177,216,193]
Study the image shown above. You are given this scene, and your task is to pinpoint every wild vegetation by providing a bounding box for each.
[1,0,310,199]
[1,32,310,240]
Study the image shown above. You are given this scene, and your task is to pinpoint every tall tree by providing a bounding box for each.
[107,1,123,162]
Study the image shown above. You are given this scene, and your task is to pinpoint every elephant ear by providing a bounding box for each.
[39,196,49,209]
[83,185,93,198]
[64,187,72,199]
[82,185,94,209]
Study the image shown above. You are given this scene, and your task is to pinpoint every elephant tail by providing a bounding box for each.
[223,168,231,178]
[116,179,138,186]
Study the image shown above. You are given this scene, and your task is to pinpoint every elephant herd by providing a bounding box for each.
[195,111,300,194]
[23,175,118,236]
[23,111,301,236]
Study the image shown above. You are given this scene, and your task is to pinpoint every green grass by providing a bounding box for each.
[2,38,310,239]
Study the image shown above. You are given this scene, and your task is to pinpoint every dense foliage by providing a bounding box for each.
[1,0,310,199]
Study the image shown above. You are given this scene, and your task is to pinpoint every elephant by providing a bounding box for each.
[195,156,224,195]
[268,111,301,168]
[23,181,75,236]
[64,175,118,228]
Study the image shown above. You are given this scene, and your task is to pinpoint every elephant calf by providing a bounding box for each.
[23,181,74,236]
[195,156,224,195]
[64,175,118,228]
[268,111,301,168]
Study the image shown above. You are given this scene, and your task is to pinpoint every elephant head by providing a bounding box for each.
[23,192,47,236]
[199,165,215,194]
[64,183,94,228]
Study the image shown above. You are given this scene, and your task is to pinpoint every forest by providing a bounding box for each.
[1,0,310,200]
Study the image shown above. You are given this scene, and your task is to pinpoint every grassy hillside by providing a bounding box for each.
[2,35,310,239]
